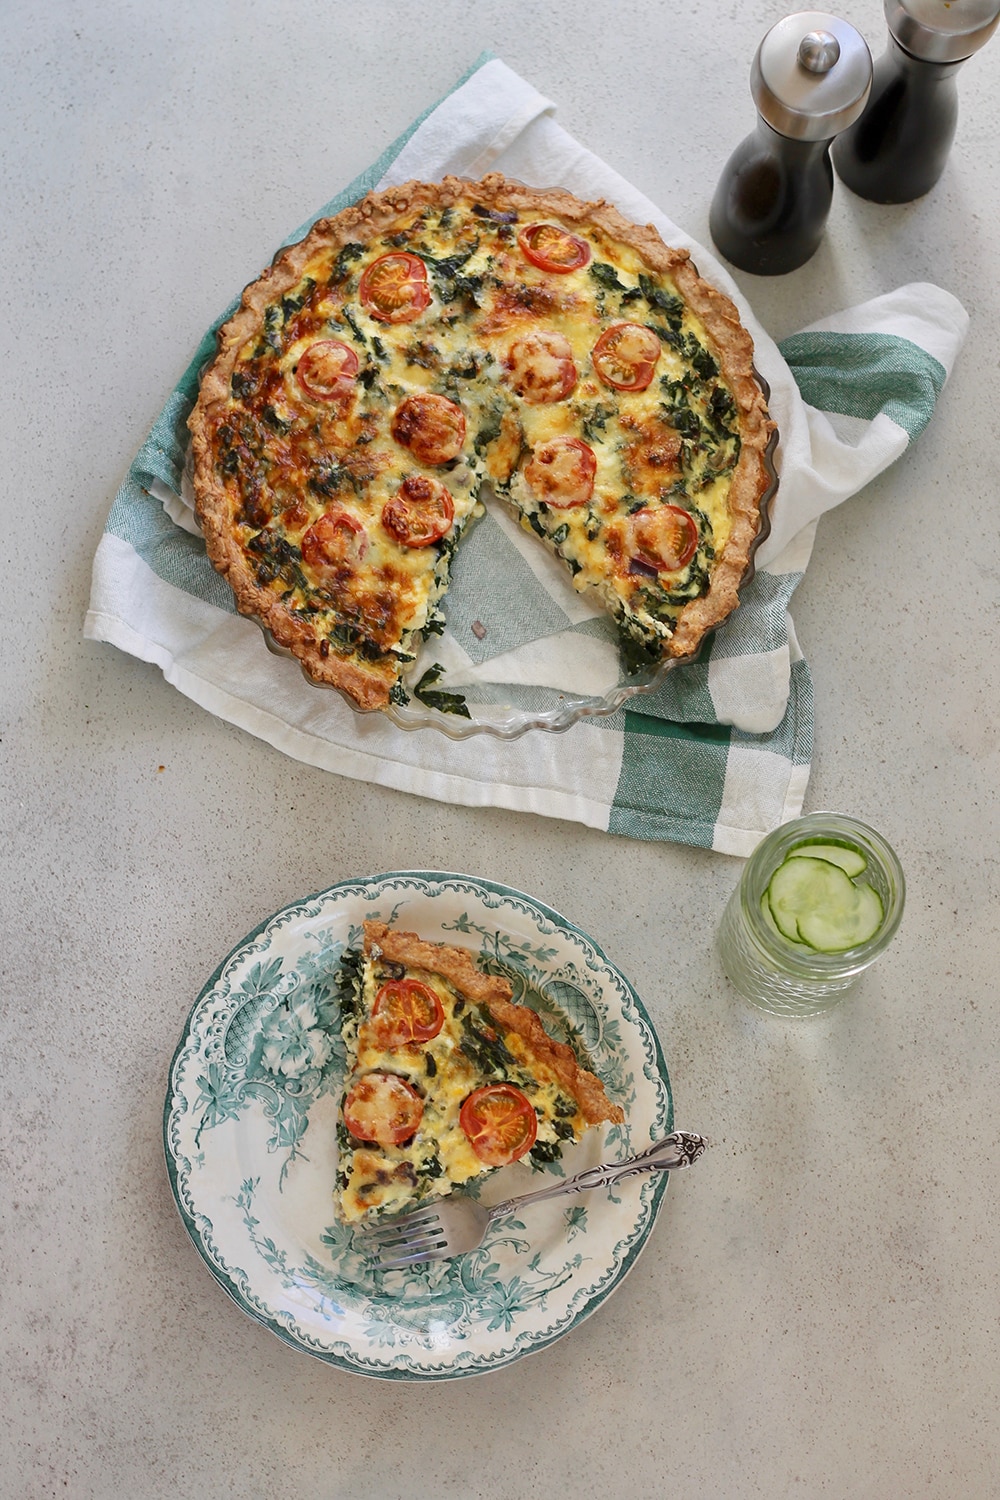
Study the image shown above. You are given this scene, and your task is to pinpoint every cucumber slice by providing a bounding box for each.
[786,840,867,879]
[760,893,811,950]
[766,882,810,943]
[797,883,883,953]
[765,854,883,954]
[767,855,849,943]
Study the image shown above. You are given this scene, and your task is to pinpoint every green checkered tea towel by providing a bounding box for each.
[84,56,968,855]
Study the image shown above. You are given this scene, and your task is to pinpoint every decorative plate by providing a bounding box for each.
[164,871,673,1379]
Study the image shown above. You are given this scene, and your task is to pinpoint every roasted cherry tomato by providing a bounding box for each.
[459,1084,538,1166]
[518,222,591,273]
[524,436,597,509]
[592,322,662,392]
[381,475,455,547]
[295,339,359,402]
[300,507,367,569]
[343,1072,424,1146]
[506,329,577,404]
[391,393,466,465]
[358,252,431,324]
[372,977,444,1047]
[629,504,699,573]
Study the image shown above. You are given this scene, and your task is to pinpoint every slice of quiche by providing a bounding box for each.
[335,920,624,1222]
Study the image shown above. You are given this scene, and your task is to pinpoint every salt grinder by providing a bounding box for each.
[832,0,1000,203]
[709,12,873,275]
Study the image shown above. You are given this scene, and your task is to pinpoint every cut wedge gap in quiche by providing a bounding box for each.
[335,920,625,1223]
[188,174,776,713]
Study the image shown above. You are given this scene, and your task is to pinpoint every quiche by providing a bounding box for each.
[335,920,625,1222]
[188,174,775,712]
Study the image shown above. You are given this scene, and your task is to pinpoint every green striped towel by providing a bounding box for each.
[84,56,968,855]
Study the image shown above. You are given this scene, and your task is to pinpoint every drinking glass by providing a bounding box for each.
[718,812,905,1016]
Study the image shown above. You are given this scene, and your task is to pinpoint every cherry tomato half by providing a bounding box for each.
[295,339,359,402]
[524,436,596,509]
[391,393,466,466]
[343,1072,424,1146]
[300,508,368,569]
[358,252,431,324]
[629,504,699,573]
[592,322,662,392]
[372,977,444,1048]
[381,475,455,548]
[506,329,577,404]
[459,1084,538,1166]
[518,222,591,274]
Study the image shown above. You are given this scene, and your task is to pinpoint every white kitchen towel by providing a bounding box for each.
[85,55,968,854]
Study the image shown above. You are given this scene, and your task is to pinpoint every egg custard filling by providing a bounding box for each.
[335,921,624,1222]
[189,174,775,712]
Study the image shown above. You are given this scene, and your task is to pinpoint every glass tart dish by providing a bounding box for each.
[185,174,779,738]
[163,871,675,1379]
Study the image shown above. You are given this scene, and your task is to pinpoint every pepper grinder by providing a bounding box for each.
[832,0,1000,203]
[709,12,873,275]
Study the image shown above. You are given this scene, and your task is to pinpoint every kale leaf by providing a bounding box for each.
[412,663,471,719]
[589,261,628,293]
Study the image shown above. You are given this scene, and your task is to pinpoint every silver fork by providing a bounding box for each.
[360,1130,707,1268]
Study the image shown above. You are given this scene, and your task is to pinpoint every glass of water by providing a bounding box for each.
[718,812,906,1017]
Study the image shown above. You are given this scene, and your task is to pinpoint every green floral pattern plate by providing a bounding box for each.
[163,871,673,1379]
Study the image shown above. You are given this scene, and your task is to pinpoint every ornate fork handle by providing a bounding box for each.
[487,1131,707,1222]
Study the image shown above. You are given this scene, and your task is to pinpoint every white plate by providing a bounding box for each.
[164,871,673,1379]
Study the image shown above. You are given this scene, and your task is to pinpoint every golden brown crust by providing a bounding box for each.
[481,992,625,1126]
[189,174,776,703]
[362,919,623,1126]
[362,920,513,1009]
[665,254,774,655]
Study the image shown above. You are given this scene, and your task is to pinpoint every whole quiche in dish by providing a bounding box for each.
[188,174,775,712]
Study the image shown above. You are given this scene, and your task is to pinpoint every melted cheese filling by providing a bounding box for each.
[207,202,744,688]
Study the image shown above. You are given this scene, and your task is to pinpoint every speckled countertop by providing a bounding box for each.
[3,3,999,1496]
